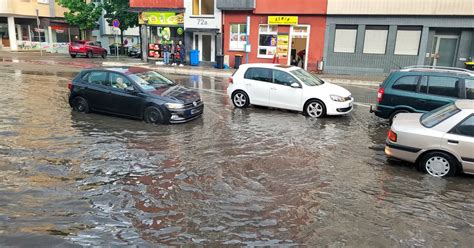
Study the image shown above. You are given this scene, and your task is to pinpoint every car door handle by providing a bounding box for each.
[270,87,276,90]
[245,83,251,86]
[448,140,459,144]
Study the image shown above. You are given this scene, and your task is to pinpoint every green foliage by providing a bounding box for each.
[102,0,138,31]
[56,0,102,31]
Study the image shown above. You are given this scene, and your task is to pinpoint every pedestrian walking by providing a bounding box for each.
[177,40,185,66]
[162,43,170,65]
[170,41,176,66]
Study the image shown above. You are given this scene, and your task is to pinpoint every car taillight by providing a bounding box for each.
[67,81,73,91]
[377,87,384,103]
[228,77,233,84]
[387,129,397,142]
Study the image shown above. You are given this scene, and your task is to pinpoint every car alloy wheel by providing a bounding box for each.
[101,52,107,59]
[306,101,325,118]
[87,51,93,58]
[144,106,167,124]
[425,156,451,177]
[73,97,89,113]
[232,91,249,108]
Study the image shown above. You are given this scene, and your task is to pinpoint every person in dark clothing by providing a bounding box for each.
[176,40,185,66]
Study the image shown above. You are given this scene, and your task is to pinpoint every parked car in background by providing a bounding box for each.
[128,47,141,58]
[385,100,474,177]
[68,67,204,124]
[227,64,353,118]
[371,66,474,123]
[69,40,107,59]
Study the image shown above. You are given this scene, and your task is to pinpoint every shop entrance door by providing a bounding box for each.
[193,33,215,62]
[288,25,310,70]
[432,35,459,67]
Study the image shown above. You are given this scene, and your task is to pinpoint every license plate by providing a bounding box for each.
[191,108,202,115]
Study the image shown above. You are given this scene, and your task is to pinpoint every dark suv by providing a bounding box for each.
[371,66,474,123]
[68,67,204,124]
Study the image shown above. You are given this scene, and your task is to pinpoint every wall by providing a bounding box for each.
[216,0,255,10]
[327,0,474,15]
[130,0,184,9]
[0,0,67,18]
[223,11,326,68]
[184,0,222,31]
[255,0,327,14]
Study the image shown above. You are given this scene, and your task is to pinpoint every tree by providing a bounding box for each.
[56,0,102,39]
[103,0,138,54]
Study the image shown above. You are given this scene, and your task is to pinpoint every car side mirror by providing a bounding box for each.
[125,86,137,94]
[290,82,301,88]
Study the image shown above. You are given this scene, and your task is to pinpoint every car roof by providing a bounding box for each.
[82,67,152,75]
[239,63,301,71]
[455,100,474,110]
[399,66,474,77]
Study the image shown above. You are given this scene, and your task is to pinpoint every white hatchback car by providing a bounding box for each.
[227,64,353,118]
[386,100,474,177]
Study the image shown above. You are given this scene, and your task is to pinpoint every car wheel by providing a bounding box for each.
[70,54,76,58]
[232,91,250,108]
[101,52,107,59]
[72,96,89,113]
[389,109,409,125]
[305,100,326,118]
[144,106,168,124]
[419,152,458,177]
[87,51,93,58]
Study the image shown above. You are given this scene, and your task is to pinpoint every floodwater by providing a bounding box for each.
[1,67,474,247]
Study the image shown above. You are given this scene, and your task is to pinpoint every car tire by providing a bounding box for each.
[144,106,168,124]
[305,100,326,118]
[232,91,250,108]
[101,52,107,59]
[419,151,458,177]
[70,54,76,58]
[87,51,93,58]
[389,109,409,125]
[72,96,90,113]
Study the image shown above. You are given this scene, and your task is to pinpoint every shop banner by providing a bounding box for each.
[268,16,298,25]
[139,12,184,26]
[276,34,289,58]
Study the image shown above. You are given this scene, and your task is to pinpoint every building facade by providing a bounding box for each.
[0,0,79,53]
[324,0,474,74]
[219,0,327,70]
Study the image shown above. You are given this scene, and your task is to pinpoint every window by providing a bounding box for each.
[244,68,272,83]
[290,69,325,86]
[421,103,460,128]
[394,28,421,55]
[273,70,298,86]
[230,24,247,51]
[363,26,388,54]
[109,73,132,91]
[419,76,428,93]
[428,76,460,98]
[466,79,474,99]
[258,25,278,58]
[392,76,419,92]
[193,0,214,16]
[451,115,474,137]
[86,71,109,86]
[334,25,357,53]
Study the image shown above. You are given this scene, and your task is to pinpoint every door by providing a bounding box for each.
[108,72,143,117]
[194,33,215,62]
[389,75,425,111]
[81,71,113,112]
[443,115,474,173]
[288,25,310,70]
[433,36,458,67]
[243,68,272,106]
[269,69,303,110]
[202,35,212,62]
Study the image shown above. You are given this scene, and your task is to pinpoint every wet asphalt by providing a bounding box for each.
[0,56,474,247]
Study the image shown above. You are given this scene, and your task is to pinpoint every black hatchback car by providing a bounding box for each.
[68,67,204,124]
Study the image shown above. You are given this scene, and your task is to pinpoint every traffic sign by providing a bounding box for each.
[112,19,120,28]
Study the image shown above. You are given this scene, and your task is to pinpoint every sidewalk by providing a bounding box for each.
[102,61,383,86]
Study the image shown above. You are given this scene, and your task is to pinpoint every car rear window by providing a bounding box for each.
[466,79,474,100]
[420,103,461,128]
[392,76,418,91]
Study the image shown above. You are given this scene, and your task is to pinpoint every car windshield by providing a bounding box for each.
[420,103,461,128]
[290,69,325,86]
[129,71,176,91]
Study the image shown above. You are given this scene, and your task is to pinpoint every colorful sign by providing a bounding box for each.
[139,12,184,26]
[268,16,298,25]
[276,34,289,58]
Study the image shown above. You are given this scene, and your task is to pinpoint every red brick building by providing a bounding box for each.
[219,0,327,70]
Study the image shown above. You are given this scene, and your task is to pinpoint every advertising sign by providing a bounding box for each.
[139,12,184,26]
[268,16,298,25]
[276,34,289,58]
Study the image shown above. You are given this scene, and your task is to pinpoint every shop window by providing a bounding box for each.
[394,27,421,55]
[193,0,214,16]
[230,24,247,51]
[334,25,357,53]
[258,25,277,58]
[363,26,388,54]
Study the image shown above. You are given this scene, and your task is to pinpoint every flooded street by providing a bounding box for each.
[1,62,474,247]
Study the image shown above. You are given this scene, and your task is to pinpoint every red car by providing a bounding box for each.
[69,40,107,59]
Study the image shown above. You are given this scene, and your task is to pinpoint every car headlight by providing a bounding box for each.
[165,103,185,109]
[330,95,346,102]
